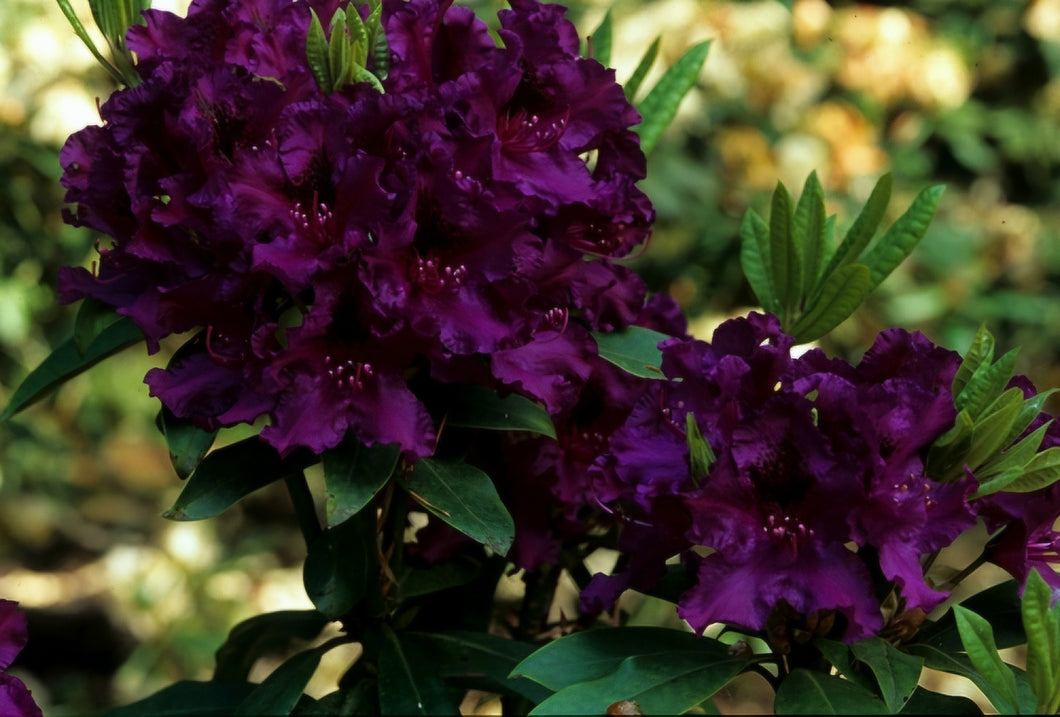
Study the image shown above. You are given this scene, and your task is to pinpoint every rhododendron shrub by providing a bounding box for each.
[6,0,1060,713]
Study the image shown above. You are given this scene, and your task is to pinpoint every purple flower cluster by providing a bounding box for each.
[58,0,653,459]
[584,313,1060,642]
[0,601,41,717]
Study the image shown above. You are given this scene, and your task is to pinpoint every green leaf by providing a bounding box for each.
[447,386,556,439]
[369,4,389,80]
[624,36,660,100]
[303,511,376,620]
[1022,568,1060,713]
[411,631,552,703]
[588,10,612,66]
[157,407,218,480]
[328,14,350,91]
[964,387,1025,472]
[768,181,797,320]
[378,627,460,716]
[295,683,376,716]
[402,458,515,555]
[925,409,975,481]
[956,348,1019,420]
[907,644,1034,714]
[860,184,944,292]
[396,555,480,600]
[528,648,749,715]
[898,687,982,714]
[849,638,924,713]
[1001,389,1059,448]
[793,171,827,301]
[915,580,1025,652]
[740,209,780,314]
[346,7,369,67]
[592,327,670,379]
[790,263,871,343]
[322,438,399,527]
[815,173,892,297]
[998,446,1060,494]
[73,297,120,355]
[953,324,994,398]
[686,412,714,485]
[103,681,256,717]
[774,670,888,715]
[0,316,143,422]
[234,648,322,716]
[814,639,877,694]
[214,610,329,683]
[512,627,726,691]
[55,0,126,84]
[953,604,1020,713]
[977,421,1050,482]
[634,41,710,155]
[163,437,315,521]
[306,9,332,91]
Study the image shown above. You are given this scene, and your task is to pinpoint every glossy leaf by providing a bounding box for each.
[410,631,552,703]
[860,184,945,292]
[998,446,1060,494]
[634,41,710,155]
[104,681,256,717]
[964,387,1024,471]
[322,438,399,527]
[815,173,892,297]
[849,638,923,713]
[234,648,322,716]
[953,324,994,398]
[624,36,660,100]
[790,263,871,344]
[512,627,727,691]
[592,327,670,379]
[402,458,514,554]
[740,209,780,314]
[774,670,887,715]
[447,386,557,439]
[157,407,218,480]
[378,627,460,715]
[163,437,315,521]
[529,648,749,715]
[304,511,376,620]
[953,605,1020,713]
[214,610,329,683]
[589,10,612,66]
[0,317,143,421]
[957,348,1019,420]
[793,170,827,300]
[1022,568,1060,713]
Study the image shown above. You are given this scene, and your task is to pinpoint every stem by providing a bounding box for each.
[516,562,561,642]
[285,471,323,547]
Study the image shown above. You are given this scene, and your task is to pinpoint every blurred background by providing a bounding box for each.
[2,0,1059,712]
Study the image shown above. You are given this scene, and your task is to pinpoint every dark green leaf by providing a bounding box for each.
[402,458,514,554]
[592,327,670,379]
[965,387,1025,472]
[924,409,975,482]
[793,171,827,301]
[411,631,552,703]
[861,184,944,292]
[397,555,480,600]
[953,605,1020,713]
[588,10,612,66]
[898,687,982,714]
[814,639,876,695]
[304,511,376,620]
[104,681,255,717]
[1,317,143,422]
[816,173,892,297]
[1022,569,1060,713]
[849,638,923,713]
[768,181,797,320]
[322,438,400,527]
[234,648,322,716]
[73,297,120,356]
[295,682,377,716]
[512,627,728,691]
[740,209,780,314]
[529,649,749,715]
[624,36,660,100]
[906,644,1035,714]
[953,324,994,398]
[214,610,329,683]
[790,263,871,343]
[915,580,1025,652]
[774,670,888,715]
[163,437,315,521]
[634,41,710,155]
[378,627,460,715]
[157,407,218,480]
[447,386,557,439]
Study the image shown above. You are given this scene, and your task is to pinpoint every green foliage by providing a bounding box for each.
[446,386,557,439]
[1021,569,1060,713]
[634,41,710,156]
[303,511,377,620]
[591,326,669,378]
[214,611,330,683]
[306,5,386,93]
[322,438,400,527]
[953,605,1023,713]
[774,670,887,715]
[233,647,323,716]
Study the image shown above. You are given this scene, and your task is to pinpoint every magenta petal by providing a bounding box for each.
[0,602,26,672]
[0,675,42,717]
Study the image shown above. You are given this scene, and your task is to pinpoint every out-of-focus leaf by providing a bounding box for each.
[860,184,945,292]
[588,10,612,66]
[402,458,514,554]
[0,317,143,422]
[322,438,399,527]
[234,648,322,716]
[103,681,256,717]
[214,610,329,683]
[163,437,315,521]
[815,173,892,299]
[634,41,710,155]
[592,327,670,379]
[624,36,660,100]
[447,386,556,439]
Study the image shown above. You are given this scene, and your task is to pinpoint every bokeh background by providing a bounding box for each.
[2,0,1059,712]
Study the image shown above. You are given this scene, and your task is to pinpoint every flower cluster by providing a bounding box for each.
[58,0,653,459]
[0,601,41,717]
[583,313,1060,642]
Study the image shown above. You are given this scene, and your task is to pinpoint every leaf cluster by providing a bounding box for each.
[306,1,388,94]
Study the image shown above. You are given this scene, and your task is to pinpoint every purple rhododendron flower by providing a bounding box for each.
[584,314,981,642]
[0,601,42,717]
[59,0,653,460]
